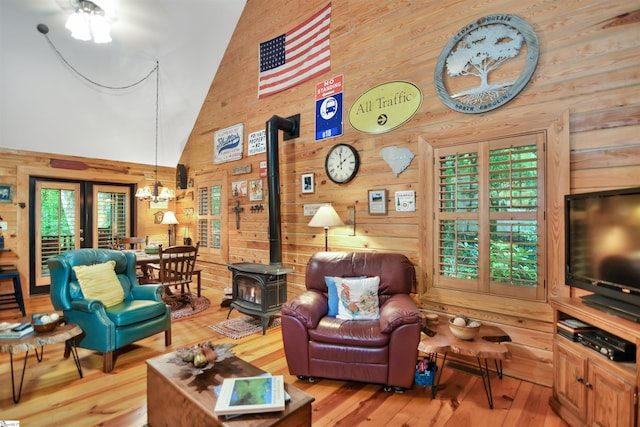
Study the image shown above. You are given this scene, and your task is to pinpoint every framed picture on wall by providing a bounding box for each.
[301,173,314,194]
[0,184,13,203]
[153,211,164,224]
[249,179,263,201]
[150,200,169,210]
[368,189,387,215]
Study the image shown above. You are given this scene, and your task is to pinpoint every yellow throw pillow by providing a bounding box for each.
[72,260,125,308]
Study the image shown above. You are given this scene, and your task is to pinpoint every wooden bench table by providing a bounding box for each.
[0,322,83,403]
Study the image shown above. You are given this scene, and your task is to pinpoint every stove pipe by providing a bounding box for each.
[266,115,298,267]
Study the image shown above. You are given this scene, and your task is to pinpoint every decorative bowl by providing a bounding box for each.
[448,316,481,340]
[32,319,59,333]
[145,246,159,255]
[31,313,63,333]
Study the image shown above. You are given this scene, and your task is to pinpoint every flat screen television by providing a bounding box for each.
[565,186,640,322]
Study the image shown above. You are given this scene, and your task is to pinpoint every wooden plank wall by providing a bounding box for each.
[177,0,640,386]
[0,0,638,386]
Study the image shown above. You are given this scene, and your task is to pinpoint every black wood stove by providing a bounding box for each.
[227,263,292,334]
[227,115,298,334]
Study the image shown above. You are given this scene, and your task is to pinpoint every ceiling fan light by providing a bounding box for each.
[90,14,111,43]
[66,12,91,41]
[65,1,111,43]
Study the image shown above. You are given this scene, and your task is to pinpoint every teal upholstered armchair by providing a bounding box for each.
[47,249,171,373]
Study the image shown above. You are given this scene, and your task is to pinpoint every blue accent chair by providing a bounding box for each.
[47,249,172,372]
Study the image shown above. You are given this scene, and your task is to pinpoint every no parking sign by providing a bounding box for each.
[315,75,343,141]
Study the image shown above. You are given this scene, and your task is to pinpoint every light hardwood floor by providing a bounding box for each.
[0,286,568,426]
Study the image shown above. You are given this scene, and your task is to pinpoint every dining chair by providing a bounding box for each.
[148,243,200,309]
[116,236,148,250]
[114,236,149,281]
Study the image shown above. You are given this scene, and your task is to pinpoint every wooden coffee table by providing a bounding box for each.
[418,321,511,409]
[0,322,83,403]
[147,351,314,426]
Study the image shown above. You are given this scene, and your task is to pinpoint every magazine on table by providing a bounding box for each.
[0,322,34,338]
[213,374,286,417]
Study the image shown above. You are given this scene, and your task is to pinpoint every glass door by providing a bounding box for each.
[33,181,81,290]
[94,185,132,249]
[29,178,135,295]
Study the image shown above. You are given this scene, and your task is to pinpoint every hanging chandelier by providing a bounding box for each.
[65,0,112,44]
[136,61,176,203]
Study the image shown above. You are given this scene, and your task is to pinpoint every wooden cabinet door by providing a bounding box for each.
[587,360,636,427]
[555,340,588,421]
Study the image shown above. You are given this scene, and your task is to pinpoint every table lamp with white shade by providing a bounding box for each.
[308,204,344,251]
[161,211,179,247]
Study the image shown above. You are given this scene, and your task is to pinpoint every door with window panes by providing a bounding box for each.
[30,178,134,295]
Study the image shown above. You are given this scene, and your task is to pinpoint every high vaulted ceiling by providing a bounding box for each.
[0,0,246,167]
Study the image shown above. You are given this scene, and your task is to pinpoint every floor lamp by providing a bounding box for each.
[161,211,179,247]
[308,205,344,251]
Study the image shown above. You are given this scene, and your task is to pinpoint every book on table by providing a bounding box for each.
[0,322,34,338]
[213,374,285,417]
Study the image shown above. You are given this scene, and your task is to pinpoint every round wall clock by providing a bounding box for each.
[325,143,360,184]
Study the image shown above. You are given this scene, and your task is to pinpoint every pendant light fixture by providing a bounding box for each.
[136,61,176,203]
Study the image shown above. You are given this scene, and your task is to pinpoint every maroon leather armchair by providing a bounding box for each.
[280,252,422,390]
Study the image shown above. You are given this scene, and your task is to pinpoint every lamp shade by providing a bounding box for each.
[308,205,344,228]
[161,211,179,225]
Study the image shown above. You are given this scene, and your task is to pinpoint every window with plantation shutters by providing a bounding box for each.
[433,133,545,301]
[196,178,227,263]
[197,185,222,249]
[197,186,210,247]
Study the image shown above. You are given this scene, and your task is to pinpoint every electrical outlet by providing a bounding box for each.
[0,221,7,230]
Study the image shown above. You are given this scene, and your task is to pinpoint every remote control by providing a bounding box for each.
[12,322,31,332]
[421,324,436,337]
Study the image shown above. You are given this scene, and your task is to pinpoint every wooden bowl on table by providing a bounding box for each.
[448,316,481,340]
[31,313,64,333]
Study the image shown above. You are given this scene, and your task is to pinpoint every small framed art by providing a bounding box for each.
[0,184,13,203]
[368,189,387,214]
[150,200,168,210]
[301,173,314,194]
[249,179,263,201]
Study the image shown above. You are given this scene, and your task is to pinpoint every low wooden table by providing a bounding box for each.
[147,351,314,426]
[0,322,83,403]
[418,321,511,409]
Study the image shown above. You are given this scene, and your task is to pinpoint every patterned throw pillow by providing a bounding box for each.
[331,276,380,320]
[72,260,125,308]
[324,276,367,317]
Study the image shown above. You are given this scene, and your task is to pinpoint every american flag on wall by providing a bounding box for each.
[258,3,331,98]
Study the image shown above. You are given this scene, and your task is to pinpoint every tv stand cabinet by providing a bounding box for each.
[550,297,638,427]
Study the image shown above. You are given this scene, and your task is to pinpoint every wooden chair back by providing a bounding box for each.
[117,236,148,250]
[156,243,200,289]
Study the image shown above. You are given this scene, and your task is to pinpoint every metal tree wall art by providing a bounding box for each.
[434,15,539,114]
